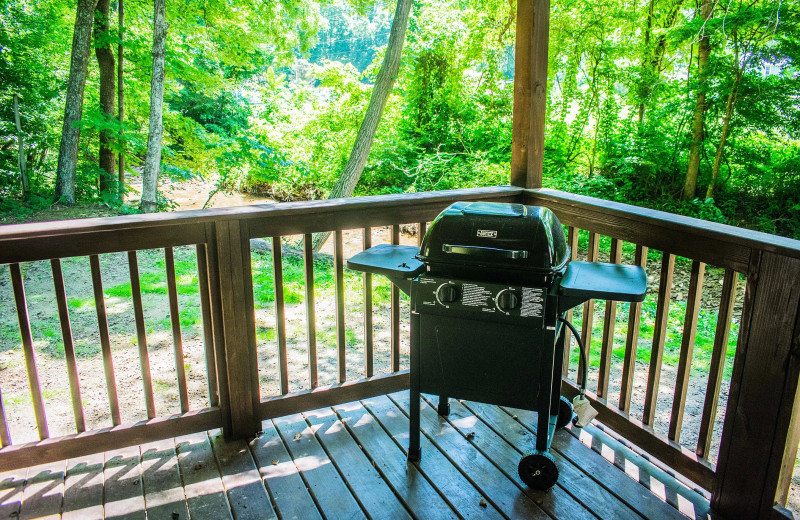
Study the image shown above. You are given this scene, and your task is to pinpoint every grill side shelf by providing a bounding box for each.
[558,261,647,313]
[347,244,424,296]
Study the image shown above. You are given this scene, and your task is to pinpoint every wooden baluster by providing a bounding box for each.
[195,244,218,408]
[696,269,738,458]
[563,226,579,377]
[128,251,156,418]
[164,247,189,412]
[89,255,121,426]
[619,245,648,413]
[578,232,600,388]
[272,236,289,395]
[50,259,86,432]
[391,225,401,373]
[363,228,373,378]
[0,388,10,447]
[304,234,318,389]
[668,260,705,442]
[334,230,347,383]
[643,252,675,427]
[10,263,48,438]
[598,238,622,398]
[418,222,427,246]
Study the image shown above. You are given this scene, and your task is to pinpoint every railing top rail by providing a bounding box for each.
[0,187,522,241]
[0,186,523,264]
[528,189,800,271]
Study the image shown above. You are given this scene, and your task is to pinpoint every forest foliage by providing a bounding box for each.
[1,0,798,237]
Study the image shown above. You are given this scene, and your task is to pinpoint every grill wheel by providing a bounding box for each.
[518,451,559,490]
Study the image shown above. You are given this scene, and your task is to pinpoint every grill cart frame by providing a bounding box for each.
[347,202,647,490]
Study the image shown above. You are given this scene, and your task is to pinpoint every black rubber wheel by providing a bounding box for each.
[556,396,574,430]
[518,451,559,490]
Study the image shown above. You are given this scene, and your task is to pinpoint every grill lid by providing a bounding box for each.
[418,202,570,278]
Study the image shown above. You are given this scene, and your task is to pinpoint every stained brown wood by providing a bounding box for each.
[418,221,427,246]
[303,234,319,388]
[390,393,550,519]
[363,228,374,378]
[525,0,550,189]
[273,413,364,518]
[250,422,322,520]
[204,223,233,436]
[560,379,716,490]
[128,251,156,419]
[668,260,705,442]
[511,0,532,187]
[696,269,738,458]
[643,252,675,426]
[0,187,522,267]
[10,263,49,440]
[303,406,413,520]
[19,460,65,520]
[525,189,800,272]
[333,401,458,519]
[564,226,579,376]
[578,232,600,388]
[164,247,189,412]
[0,407,222,473]
[50,258,85,433]
[272,236,289,395]
[364,395,507,519]
[140,437,189,519]
[414,395,595,519]
[104,447,146,520]
[211,432,278,520]
[89,254,121,426]
[619,245,648,413]
[391,224,400,372]
[0,389,10,447]
[175,432,233,520]
[598,238,623,398]
[0,468,25,519]
[259,372,408,420]
[215,220,260,439]
[62,453,104,519]
[713,253,800,518]
[484,402,690,520]
[334,229,347,383]
[196,244,219,408]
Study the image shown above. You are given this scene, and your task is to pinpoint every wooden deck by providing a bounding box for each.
[1,391,712,520]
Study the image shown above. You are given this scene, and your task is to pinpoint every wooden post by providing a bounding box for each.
[511,0,549,189]
[712,252,800,519]
[211,220,261,439]
[511,0,532,187]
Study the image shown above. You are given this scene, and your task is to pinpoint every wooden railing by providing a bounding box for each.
[0,186,798,520]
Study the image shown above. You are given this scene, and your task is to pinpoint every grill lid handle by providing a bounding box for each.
[441,244,529,260]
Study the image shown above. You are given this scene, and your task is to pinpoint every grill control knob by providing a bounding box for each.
[496,290,520,312]
[436,283,461,304]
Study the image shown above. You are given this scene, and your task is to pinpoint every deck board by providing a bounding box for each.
[8,391,711,520]
[273,413,365,519]
[62,453,104,520]
[304,406,414,520]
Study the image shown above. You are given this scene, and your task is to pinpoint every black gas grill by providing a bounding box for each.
[347,201,647,490]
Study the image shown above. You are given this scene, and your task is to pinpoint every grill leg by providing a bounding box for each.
[437,395,450,416]
[536,295,559,454]
[551,323,566,415]
[409,311,421,462]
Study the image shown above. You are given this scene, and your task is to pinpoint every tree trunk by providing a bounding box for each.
[95,0,116,195]
[13,93,29,198]
[53,0,101,204]
[682,0,713,201]
[705,73,740,200]
[118,0,125,200]
[311,0,413,251]
[140,0,167,213]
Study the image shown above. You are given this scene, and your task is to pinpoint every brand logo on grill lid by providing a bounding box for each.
[477,229,498,238]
